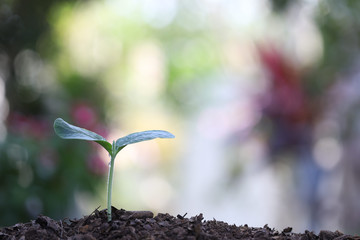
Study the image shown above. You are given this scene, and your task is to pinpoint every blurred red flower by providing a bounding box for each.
[258,45,314,125]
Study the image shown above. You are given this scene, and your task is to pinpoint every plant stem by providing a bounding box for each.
[107,153,115,221]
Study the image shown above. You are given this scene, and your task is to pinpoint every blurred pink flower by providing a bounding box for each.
[7,112,50,140]
[71,101,109,140]
[71,102,97,129]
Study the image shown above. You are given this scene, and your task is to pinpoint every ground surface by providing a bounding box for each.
[0,207,359,239]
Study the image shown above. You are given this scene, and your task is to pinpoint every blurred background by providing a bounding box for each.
[1,0,360,234]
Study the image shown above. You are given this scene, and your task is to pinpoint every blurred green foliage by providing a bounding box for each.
[0,0,220,226]
[0,0,108,226]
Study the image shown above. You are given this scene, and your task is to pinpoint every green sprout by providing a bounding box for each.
[53,118,175,221]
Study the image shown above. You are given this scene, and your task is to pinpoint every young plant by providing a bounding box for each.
[53,118,175,221]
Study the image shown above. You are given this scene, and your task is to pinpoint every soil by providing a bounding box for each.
[0,207,359,240]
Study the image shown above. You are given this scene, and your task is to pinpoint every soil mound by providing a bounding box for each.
[0,207,358,239]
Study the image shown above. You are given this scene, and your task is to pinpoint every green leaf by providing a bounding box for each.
[115,130,175,155]
[53,118,112,154]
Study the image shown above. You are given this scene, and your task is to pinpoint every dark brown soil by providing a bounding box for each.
[0,206,359,240]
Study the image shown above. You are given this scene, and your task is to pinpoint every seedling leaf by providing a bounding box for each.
[53,118,112,154]
[115,130,175,154]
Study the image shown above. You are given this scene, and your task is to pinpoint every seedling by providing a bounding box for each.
[53,118,175,221]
